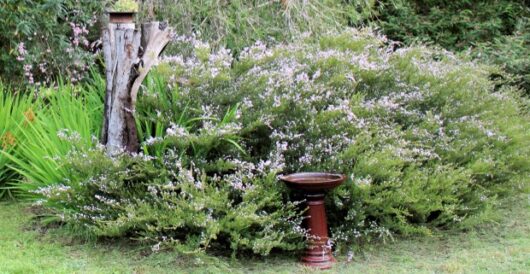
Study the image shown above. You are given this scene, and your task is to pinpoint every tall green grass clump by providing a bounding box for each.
[0,86,35,198]
[33,29,530,255]
[2,77,104,198]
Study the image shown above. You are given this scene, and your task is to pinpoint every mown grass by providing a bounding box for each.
[0,196,529,274]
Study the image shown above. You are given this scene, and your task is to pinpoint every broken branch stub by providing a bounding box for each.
[101,22,173,154]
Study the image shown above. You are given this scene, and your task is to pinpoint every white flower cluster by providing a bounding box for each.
[165,122,188,137]
[57,129,81,142]
[34,184,71,198]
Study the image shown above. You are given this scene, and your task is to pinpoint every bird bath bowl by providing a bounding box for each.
[279,172,346,270]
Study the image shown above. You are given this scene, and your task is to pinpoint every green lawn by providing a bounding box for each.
[1,197,529,274]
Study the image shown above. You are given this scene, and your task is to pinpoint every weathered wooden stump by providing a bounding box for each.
[101,21,172,154]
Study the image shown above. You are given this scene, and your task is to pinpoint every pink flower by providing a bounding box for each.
[16,42,27,61]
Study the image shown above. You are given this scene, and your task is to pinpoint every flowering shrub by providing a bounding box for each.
[156,29,529,250]
[33,29,529,254]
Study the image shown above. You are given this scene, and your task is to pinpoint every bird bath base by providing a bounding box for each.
[279,172,346,270]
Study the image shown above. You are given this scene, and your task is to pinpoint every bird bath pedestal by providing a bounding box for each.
[279,172,346,270]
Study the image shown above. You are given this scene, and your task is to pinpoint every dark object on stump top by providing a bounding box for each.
[108,11,136,24]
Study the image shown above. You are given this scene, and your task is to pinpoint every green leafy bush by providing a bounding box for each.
[0,0,103,86]
[37,146,305,255]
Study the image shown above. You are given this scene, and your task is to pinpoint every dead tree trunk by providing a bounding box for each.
[101,21,172,154]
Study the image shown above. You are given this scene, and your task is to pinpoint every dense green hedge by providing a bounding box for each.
[159,30,529,247]
[363,0,530,93]
[473,19,530,93]
[370,0,529,50]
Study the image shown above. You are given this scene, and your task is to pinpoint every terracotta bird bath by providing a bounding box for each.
[279,172,346,269]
